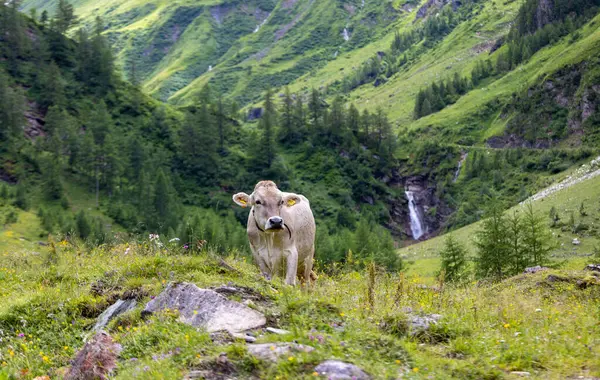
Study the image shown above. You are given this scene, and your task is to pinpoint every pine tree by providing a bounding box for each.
[40,10,49,28]
[353,219,373,262]
[288,93,302,129]
[215,93,228,154]
[278,87,297,145]
[258,88,277,168]
[328,95,345,146]
[53,0,78,34]
[360,109,371,146]
[308,88,322,134]
[438,234,468,282]
[4,0,28,76]
[414,89,424,119]
[475,199,510,280]
[76,210,92,240]
[90,17,114,93]
[521,202,553,266]
[506,210,525,273]
[0,71,25,144]
[421,99,433,117]
[14,184,29,210]
[347,104,360,137]
[154,168,177,232]
[42,157,64,200]
[89,101,113,146]
[34,61,66,110]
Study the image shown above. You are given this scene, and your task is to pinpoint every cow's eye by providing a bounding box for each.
[279,200,284,206]
[255,200,262,205]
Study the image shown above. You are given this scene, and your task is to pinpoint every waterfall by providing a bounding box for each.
[343,28,350,41]
[208,65,212,72]
[406,191,424,240]
[254,13,271,33]
[453,152,468,183]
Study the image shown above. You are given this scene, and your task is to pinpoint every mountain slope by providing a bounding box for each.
[20,0,404,103]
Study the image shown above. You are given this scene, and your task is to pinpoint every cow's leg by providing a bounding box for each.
[284,247,298,286]
[252,245,272,280]
[304,247,316,285]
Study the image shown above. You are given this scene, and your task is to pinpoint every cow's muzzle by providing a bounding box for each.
[265,216,284,231]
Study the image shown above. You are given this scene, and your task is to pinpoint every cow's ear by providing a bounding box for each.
[282,193,301,207]
[233,192,251,208]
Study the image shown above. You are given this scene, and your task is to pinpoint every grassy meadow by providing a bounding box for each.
[1,163,599,379]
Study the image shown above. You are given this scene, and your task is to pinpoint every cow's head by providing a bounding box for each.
[233,181,301,233]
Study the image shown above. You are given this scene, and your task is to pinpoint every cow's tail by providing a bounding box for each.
[310,270,318,282]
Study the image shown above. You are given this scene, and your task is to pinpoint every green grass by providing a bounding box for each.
[0,231,598,379]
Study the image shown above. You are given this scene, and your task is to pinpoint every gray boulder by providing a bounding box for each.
[93,299,137,332]
[313,360,370,380]
[143,283,266,333]
[247,343,314,362]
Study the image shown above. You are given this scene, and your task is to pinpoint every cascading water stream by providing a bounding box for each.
[453,152,468,183]
[406,191,424,240]
[343,28,350,41]
[254,13,271,33]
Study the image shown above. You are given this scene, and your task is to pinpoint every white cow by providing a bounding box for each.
[233,181,316,285]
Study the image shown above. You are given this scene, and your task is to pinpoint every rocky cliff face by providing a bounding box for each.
[385,174,452,241]
[488,62,600,148]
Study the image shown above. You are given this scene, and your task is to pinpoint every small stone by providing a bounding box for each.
[573,238,581,245]
[247,343,314,362]
[230,332,257,343]
[584,264,600,272]
[266,327,290,335]
[313,360,371,380]
[510,371,531,377]
[524,266,548,274]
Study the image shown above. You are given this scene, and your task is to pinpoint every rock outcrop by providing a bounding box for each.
[143,282,266,333]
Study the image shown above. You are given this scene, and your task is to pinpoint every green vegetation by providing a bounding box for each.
[1,0,600,377]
